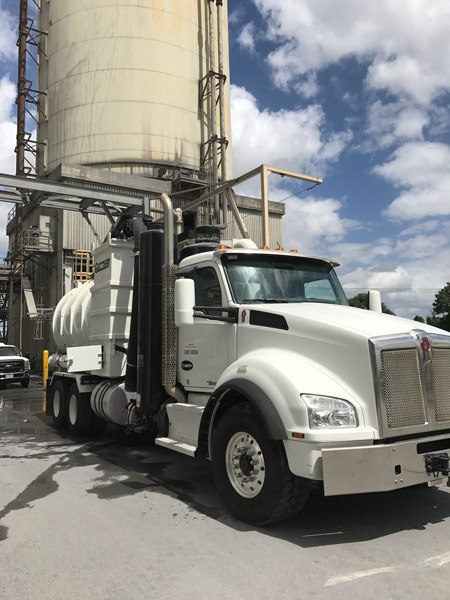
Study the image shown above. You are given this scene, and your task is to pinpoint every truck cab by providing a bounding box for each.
[160,242,450,523]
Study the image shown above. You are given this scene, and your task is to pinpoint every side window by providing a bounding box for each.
[188,267,222,307]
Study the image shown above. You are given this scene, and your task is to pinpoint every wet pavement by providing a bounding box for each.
[1,379,450,599]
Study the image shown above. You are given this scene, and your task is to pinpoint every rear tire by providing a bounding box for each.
[51,380,67,428]
[21,379,29,388]
[67,383,94,436]
[212,403,311,525]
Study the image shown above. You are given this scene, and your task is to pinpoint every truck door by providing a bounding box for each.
[177,265,237,391]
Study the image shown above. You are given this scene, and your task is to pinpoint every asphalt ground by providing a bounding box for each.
[1,378,450,599]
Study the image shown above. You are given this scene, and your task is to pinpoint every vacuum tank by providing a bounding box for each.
[51,237,135,378]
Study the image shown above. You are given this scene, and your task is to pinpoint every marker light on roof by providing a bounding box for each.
[290,249,298,253]
[276,247,284,251]
[260,245,269,250]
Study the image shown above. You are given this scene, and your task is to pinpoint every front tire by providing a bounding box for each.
[67,383,94,436]
[21,379,29,388]
[212,403,311,525]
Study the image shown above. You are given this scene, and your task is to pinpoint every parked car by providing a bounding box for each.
[0,344,30,388]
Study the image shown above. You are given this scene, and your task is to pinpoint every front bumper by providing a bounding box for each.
[284,431,450,496]
[0,371,30,383]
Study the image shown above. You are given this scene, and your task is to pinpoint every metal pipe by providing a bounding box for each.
[160,193,174,265]
[216,0,228,227]
[160,193,186,404]
[174,208,183,236]
[208,0,219,223]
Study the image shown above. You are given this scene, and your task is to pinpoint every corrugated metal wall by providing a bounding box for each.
[61,206,283,251]
[224,207,283,249]
[62,211,111,251]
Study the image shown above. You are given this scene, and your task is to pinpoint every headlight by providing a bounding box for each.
[23,359,30,370]
[301,394,358,428]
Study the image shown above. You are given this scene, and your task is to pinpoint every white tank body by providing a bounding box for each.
[37,0,232,178]
[52,281,93,353]
[52,238,135,378]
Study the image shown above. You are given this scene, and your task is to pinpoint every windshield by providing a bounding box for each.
[222,254,348,306]
[0,346,21,357]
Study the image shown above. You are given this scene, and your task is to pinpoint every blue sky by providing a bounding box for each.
[0,0,449,318]
[227,0,450,318]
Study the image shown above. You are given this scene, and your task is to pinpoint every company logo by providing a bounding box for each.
[95,258,110,274]
[421,337,432,363]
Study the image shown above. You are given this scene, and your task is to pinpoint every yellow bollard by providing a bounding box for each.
[42,350,49,412]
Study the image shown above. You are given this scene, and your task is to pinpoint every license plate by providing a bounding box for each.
[5,374,14,379]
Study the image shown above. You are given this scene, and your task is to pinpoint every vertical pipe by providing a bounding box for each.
[43,349,48,389]
[216,0,228,227]
[208,0,219,223]
[260,164,270,248]
[137,228,164,415]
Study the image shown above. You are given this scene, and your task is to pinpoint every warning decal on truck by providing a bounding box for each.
[184,343,199,356]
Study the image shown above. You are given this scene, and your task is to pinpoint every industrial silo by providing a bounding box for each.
[37,0,232,182]
[7,0,285,362]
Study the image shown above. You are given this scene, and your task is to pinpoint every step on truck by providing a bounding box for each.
[46,193,450,525]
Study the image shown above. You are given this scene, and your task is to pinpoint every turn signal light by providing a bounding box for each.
[217,245,227,249]
[292,432,305,439]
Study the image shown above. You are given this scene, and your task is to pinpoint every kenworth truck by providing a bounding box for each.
[46,193,450,525]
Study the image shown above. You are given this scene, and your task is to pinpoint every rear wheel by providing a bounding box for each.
[51,380,67,428]
[21,379,29,388]
[67,383,94,436]
[212,403,311,525]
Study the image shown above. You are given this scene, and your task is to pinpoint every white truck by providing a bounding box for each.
[47,193,450,525]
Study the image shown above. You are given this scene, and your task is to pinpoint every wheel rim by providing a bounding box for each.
[225,431,266,498]
[69,394,77,425]
[53,389,61,417]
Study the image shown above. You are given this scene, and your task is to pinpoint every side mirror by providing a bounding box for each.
[368,290,382,313]
[175,279,195,326]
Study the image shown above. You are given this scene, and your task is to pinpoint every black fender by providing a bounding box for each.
[197,378,287,459]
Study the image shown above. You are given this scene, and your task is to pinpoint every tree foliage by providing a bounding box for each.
[348,293,395,315]
[428,282,450,332]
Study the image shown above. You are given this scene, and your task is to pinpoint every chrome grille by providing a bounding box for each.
[381,348,426,428]
[432,348,450,422]
[0,360,24,373]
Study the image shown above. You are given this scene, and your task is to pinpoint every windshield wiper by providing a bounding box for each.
[241,298,288,303]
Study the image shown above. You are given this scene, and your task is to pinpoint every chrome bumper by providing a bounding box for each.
[322,432,450,496]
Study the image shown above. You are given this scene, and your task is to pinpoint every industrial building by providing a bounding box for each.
[4,0,288,366]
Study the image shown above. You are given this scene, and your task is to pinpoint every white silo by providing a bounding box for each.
[37,0,232,182]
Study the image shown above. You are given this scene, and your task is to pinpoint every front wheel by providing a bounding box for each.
[212,403,311,525]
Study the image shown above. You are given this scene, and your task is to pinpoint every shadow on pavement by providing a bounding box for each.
[2,380,450,548]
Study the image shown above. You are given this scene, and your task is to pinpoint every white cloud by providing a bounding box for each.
[0,3,16,63]
[334,226,450,318]
[237,22,256,52]
[374,142,450,220]
[282,196,359,254]
[365,101,429,149]
[0,75,17,174]
[230,84,351,178]
[0,74,17,258]
[252,0,450,104]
